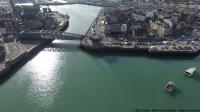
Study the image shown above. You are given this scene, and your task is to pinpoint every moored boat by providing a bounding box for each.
[164,81,175,93]
[185,67,197,76]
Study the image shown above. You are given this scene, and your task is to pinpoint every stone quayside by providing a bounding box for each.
[81,0,200,55]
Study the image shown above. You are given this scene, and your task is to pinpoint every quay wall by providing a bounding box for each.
[148,50,200,56]
[0,10,69,78]
[81,45,148,52]
[0,40,51,78]
[81,5,200,56]
[0,66,10,78]
[81,44,200,56]
[84,8,103,38]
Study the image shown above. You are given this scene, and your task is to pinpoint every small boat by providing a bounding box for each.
[164,81,175,93]
[185,67,197,76]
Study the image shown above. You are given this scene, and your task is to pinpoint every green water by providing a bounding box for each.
[0,4,200,112]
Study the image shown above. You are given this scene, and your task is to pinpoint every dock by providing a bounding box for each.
[81,4,200,55]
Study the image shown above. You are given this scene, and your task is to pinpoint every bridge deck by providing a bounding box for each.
[19,30,84,40]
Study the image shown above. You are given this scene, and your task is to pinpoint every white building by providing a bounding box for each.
[121,24,127,33]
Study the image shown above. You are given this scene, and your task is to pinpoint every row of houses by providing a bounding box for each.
[0,0,56,38]
[101,8,175,37]
[0,19,20,36]
[101,1,197,39]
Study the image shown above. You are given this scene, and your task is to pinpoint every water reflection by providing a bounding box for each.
[168,87,182,98]
[49,4,101,34]
[26,51,63,109]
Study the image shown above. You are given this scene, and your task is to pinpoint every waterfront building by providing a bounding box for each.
[0,0,13,18]
[14,3,40,20]
[8,0,40,20]
[148,19,173,37]
[10,0,39,5]
[101,4,200,40]
[103,22,111,34]
[102,7,148,37]
[0,21,7,37]
[0,19,20,35]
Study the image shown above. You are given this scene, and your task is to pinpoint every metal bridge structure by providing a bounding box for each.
[19,30,84,40]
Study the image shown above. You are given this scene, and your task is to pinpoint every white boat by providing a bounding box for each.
[185,67,197,76]
[164,81,175,93]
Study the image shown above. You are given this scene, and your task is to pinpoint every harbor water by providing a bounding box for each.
[0,4,200,112]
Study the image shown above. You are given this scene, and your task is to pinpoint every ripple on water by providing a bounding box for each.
[25,51,64,110]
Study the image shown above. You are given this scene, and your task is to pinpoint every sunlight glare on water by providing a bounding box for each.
[1,4,200,112]
[25,51,64,110]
